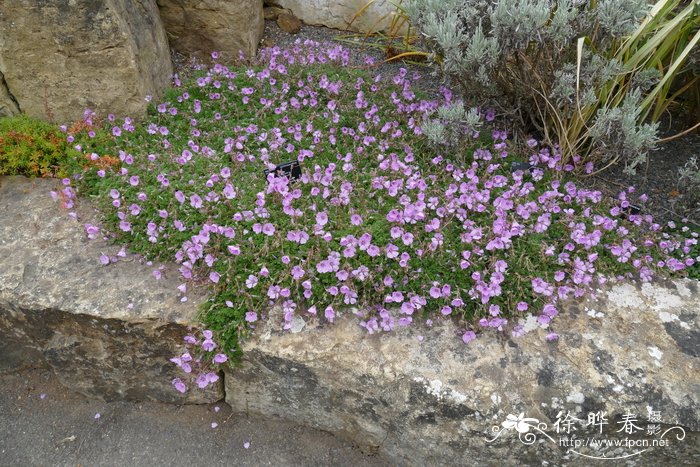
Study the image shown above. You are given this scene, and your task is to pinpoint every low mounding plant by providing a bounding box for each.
[404,0,700,174]
[0,114,82,178]
[59,42,695,393]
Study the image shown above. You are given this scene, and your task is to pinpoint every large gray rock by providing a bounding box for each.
[226,279,700,464]
[0,176,220,404]
[156,0,264,60]
[275,0,400,33]
[0,0,172,123]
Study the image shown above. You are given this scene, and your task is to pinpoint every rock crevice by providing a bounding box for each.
[0,70,20,117]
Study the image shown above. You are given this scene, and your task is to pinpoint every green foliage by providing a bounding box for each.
[0,115,81,178]
[405,0,700,173]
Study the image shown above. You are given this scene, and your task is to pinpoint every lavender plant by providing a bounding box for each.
[405,0,699,173]
[59,42,696,393]
[677,156,700,209]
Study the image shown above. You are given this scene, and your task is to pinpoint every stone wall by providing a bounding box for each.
[0,0,173,123]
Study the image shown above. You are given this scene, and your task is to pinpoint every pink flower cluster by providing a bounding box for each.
[171,330,227,393]
[63,41,695,362]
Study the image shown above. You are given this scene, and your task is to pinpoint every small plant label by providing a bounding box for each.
[264,160,301,181]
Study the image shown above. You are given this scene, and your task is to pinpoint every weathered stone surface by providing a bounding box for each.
[0,176,220,404]
[226,279,700,464]
[156,0,264,60]
[275,0,399,33]
[0,1,173,123]
[276,11,302,34]
[0,71,19,118]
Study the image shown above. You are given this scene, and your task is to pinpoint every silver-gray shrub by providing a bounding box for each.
[678,156,700,209]
[405,0,657,170]
[423,101,483,149]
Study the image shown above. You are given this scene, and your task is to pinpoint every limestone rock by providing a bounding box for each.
[226,279,700,464]
[0,0,173,123]
[0,176,220,404]
[275,0,400,33]
[156,0,264,60]
[276,11,302,34]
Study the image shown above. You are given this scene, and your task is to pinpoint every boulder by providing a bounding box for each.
[274,0,400,33]
[0,0,173,123]
[0,176,220,404]
[156,0,264,60]
[226,279,700,464]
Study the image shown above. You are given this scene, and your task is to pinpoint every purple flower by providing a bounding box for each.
[129,175,140,186]
[84,224,100,239]
[209,271,220,283]
[246,275,258,288]
[316,212,329,226]
[245,311,258,322]
[190,194,203,209]
[291,266,305,280]
[172,378,187,393]
[462,331,476,344]
[202,338,216,352]
[214,353,228,363]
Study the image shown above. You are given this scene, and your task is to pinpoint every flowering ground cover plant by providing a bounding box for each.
[59,41,696,392]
